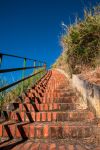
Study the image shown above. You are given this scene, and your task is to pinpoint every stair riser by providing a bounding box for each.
[42,98,74,103]
[23,96,76,103]
[10,103,75,112]
[0,124,93,139]
[2,112,94,122]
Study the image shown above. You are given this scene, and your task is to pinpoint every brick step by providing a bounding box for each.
[0,122,95,139]
[16,96,76,104]
[42,94,77,101]
[45,89,75,95]
[12,143,100,150]
[0,139,99,150]
[19,96,43,104]
[45,87,71,91]
[2,111,94,122]
[3,103,77,112]
[44,87,73,92]
[42,97,76,103]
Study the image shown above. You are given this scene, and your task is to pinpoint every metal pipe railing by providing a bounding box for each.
[0,52,47,92]
[0,66,43,73]
[0,52,45,64]
[0,69,45,92]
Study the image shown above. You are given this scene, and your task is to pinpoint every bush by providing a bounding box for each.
[53,5,100,76]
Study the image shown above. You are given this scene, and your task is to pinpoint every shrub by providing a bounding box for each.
[53,5,100,76]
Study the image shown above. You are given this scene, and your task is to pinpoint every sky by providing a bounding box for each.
[0,0,99,84]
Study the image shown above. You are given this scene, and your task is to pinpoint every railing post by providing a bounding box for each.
[33,60,36,83]
[22,58,27,79]
[39,61,41,67]
[44,63,46,71]
[34,60,36,73]
[22,58,27,91]
[0,54,3,67]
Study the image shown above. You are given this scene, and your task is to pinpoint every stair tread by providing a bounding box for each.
[2,109,91,113]
[0,139,99,150]
[0,120,95,126]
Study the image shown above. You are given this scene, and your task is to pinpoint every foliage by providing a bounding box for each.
[0,68,46,108]
[53,5,100,76]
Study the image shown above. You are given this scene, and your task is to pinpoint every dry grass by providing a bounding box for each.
[0,68,46,108]
[80,67,100,85]
[52,5,100,77]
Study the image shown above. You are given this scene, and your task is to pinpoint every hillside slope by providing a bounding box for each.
[52,5,100,80]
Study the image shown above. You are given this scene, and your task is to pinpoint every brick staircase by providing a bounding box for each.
[0,70,100,150]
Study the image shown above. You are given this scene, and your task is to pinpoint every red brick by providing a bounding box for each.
[36,104,40,110]
[57,112,63,121]
[22,142,33,150]
[35,125,43,138]
[25,97,30,103]
[95,147,100,150]
[44,104,48,111]
[28,92,32,98]
[19,104,23,111]
[49,104,52,110]
[29,125,35,138]
[31,104,34,111]
[40,104,43,111]
[70,126,76,137]
[20,112,25,121]
[75,145,86,150]
[87,112,94,121]
[41,112,46,121]
[16,124,29,138]
[25,114,29,122]
[58,104,61,110]
[50,126,57,139]
[47,112,52,121]
[53,104,58,110]
[52,112,57,121]
[11,112,17,121]
[36,113,41,121]
[43,97,46,103]
[31,112,35,121]
[3,126,9,137]
[30,143,39,150]
[63,125,70,138]
[16,126,21,138]
[27,104,31,111]
[3,124,15,138]
[57,126,63,138]
[35,98,40,104]
[49,143,56,150]
[12,143,25,150]
[43,125,49,138]
[58,145,66,150]
[0,124,2,136]
[9,124,16,137]
[40,143,48,150]
[22,124,29,137]
[67,144,75,150]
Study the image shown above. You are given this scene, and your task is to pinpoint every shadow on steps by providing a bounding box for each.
[0,139,27,150]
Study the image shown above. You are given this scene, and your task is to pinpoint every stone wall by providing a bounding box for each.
[72,75,100,118]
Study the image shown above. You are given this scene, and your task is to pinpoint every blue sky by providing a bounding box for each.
[0,0,99,84]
